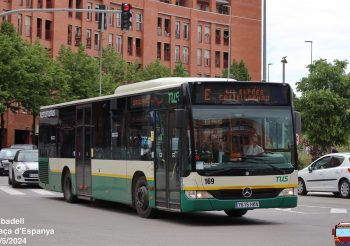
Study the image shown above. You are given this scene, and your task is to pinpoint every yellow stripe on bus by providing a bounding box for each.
[50,169,75,174]
[183,184,298,191]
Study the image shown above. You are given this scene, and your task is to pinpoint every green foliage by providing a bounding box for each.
[295,59,350,151]
[57,45,100,99]
[222,59,251,81]
[297,150,312,170]
[172,60,189,77]
[140,59,171,81]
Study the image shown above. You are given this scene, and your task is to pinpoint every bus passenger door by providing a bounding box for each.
[76,105,92,197]
[154,110,181,210]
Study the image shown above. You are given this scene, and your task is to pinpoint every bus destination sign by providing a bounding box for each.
[194,83,290,105]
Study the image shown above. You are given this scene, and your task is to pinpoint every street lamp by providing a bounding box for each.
[267,63,273,82]
[281,56,287,84]
[304,40,313,65]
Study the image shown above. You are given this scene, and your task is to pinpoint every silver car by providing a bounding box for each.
[8,150,39,188]
[0,148,22,176]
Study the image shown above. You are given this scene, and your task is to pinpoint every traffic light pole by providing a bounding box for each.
[99,13,105,97]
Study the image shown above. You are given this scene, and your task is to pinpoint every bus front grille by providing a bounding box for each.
[208,188,283,200]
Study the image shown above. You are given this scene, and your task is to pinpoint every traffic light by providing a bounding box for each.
[121,3,132,30]
[98,4,107,31]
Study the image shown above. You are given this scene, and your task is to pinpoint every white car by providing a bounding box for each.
[298,153,350,198]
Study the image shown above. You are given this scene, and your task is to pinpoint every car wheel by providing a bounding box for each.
[298,178,307,195]
[63,172,77,203]
[339,179,350,198]
[224,209,248,217]
[11,170,19,188]
[134,176,157,218]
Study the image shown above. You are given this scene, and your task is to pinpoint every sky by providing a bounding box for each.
[267,0,350,94]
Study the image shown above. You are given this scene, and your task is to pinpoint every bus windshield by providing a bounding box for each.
[193,106,295,175]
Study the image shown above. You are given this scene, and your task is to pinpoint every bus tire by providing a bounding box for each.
[224,209,248,217]
[134,176,157,218]
[11,170,19,188]
[63,172,77,203]
[298,178,307,196]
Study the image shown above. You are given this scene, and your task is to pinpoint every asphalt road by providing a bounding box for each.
[0,176,348,246]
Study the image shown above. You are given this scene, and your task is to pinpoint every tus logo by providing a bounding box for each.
[276,176,288,183]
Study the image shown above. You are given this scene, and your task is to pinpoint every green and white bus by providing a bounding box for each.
[39,78,301,218]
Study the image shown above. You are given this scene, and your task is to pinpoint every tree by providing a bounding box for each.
[172,60,189,77]
[295,59,350,153]
[139,59,171,81]
[0,21,28,147]
[222,59,251,81]
[57,45,100,99]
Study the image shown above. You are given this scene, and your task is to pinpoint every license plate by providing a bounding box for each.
[235,201,260,208]
[29,174,38,178]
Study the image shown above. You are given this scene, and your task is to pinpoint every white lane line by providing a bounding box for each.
[0,187,25,195]
[28,189,57,196]
[330,208,348,214]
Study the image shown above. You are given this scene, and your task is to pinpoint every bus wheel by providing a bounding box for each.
[224,209,248,217]
[63,172,77,203]
[339,179,350,198]
[134,176,157,218]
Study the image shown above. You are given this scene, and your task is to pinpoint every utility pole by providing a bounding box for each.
[281,56,287,84]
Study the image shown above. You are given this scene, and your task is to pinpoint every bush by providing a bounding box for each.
[297,150,312,170]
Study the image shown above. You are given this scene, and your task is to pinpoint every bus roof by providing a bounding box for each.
[40,77,236,110]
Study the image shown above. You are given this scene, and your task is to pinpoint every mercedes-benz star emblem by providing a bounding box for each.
[242,187,253,198]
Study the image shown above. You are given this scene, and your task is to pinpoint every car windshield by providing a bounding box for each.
[17,151,38,162]
[0,149,20,159]
[193,106,295,174]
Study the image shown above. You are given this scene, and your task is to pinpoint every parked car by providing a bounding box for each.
[0,148,22,176]
[10,144,37,150]
[8,150,39,188]
[298,153,350,198]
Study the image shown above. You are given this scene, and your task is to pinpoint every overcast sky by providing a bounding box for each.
[267,0,350,94]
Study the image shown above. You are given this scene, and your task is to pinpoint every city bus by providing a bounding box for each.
[332,222,350,246]
[38,77,301,218]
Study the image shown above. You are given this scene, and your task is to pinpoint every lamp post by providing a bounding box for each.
[268,63,273,82]
[281,56,287,84]
[262,0,267,82]
[304,40,313,65]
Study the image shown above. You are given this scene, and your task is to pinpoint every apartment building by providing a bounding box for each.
[0,0,261,147]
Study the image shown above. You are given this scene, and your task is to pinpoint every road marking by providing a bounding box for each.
[330,208,348,214]
[0,187,25,195]
[28,189,57,196]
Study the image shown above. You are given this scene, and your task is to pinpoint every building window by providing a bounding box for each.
[116,35,122,53]
[164,43,170,61]
[87,2,92,21]
[95,5,99,22]
[215,51,220,68]
[94,32,100,50]
[157,42,161,59]
[164,19,170,37]
[109,8,114,26]
[25,15,31,37]
[67,25,72,45]
[197,25,202,43]
[204,49,210,66]
[86,29,91,49]
[224,29,229,46]
[116,12,121,27]
[127,37,133,55]
[174,45,180,62]
[68,0,73,17]
[197,48,202,66]
[75,26,81,46]
[36,18,42,39]
[183,23,189,40]
[37,0,43,8]
[136,38,142,57]
[46,0,52,8]
[136,13,142,31]
[157,18,162,35]
[215,28,221,45]
[108,33,113,47]
[175,21,180,39]
[205,26,210,44]
[223,52,228,68]
[26,0,32,8]
[17,14,22,34]
[183,46,189,64]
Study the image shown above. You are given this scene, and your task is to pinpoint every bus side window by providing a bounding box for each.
[111,98,126,160]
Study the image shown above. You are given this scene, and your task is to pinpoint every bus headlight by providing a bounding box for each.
[185,191,214,199]
[278,188,297,196]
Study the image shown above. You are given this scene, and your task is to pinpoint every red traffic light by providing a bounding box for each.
[122,3,132,12]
